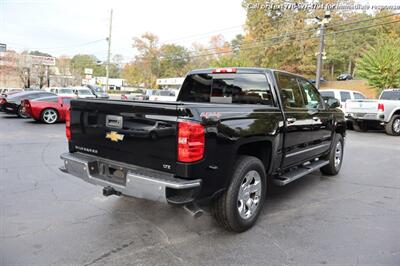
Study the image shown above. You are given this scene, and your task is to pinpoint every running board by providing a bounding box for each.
[272,160,329,186]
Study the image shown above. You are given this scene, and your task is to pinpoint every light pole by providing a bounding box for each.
[106,9,113,91]
[315,11,331,90]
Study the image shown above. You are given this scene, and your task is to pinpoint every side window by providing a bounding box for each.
[275,73,305,109]
[320,91,335,98]
[354,92,365,99]
[340,91,351,102]
[297,79,323,109]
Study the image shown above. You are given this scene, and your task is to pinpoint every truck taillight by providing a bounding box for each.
[212,67,237,74]
[378,103,384,112]
[66,109,71,141]
[177,121,205,163]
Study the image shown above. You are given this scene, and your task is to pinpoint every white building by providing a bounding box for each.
[156,77,184,90]
[83,76,126,90]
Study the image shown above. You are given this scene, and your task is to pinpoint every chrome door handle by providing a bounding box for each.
[286,117,296,124]
[312,116,320,121]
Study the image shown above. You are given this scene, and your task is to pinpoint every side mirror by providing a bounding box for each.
[322,96,340,109]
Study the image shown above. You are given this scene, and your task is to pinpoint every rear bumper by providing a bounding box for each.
[345,112,384,122]
[60,152,201,204]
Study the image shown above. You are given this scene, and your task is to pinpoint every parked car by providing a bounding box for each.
[1,88,23,97]
[309,77,327,84]
[345,88,400,135]
[149,90,178,101]
[0,91,56,117]
[22,96,73,124]
[86,85,110,99]
[60,67,346,232]
[319,89,367,113]
[337,73,353,81]
[121,90,149,101]
[72,87,96,99]
[49,87,76,97]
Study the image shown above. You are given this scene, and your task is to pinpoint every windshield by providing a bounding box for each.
[320,91,335,98]
[78,90,92,95]
[380,90,400,100]
[156,90,175,96]
[59,89,74,94]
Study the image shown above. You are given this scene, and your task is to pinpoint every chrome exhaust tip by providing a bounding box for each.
[183,203,203,218]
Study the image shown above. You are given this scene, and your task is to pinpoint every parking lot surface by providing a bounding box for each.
[1,112,400,266]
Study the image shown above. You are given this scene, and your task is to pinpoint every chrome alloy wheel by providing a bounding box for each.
[237,170,262,219]
[43,109,58,124]
[393,118,400,134]
[334,141,343,169]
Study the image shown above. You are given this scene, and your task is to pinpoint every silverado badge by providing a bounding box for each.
[106,131,124,142]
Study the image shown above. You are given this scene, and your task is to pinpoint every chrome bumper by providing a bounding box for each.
[60,152,201,203]
[345,112,384,121]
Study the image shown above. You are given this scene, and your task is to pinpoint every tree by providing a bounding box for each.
[70,54,120,78]
[241,0,318,76]
[121,62,145,87]
[159,44,190,77]
[29,50,52,57]
[131,32,161,87]
[356,40,400,94]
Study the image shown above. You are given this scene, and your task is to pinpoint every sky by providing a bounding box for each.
[1,0,399,62]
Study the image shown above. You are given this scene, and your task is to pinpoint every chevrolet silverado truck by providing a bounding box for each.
[345,88,400,135]
[60,68,346,232]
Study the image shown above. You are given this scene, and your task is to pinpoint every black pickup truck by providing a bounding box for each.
[60,67,346,232]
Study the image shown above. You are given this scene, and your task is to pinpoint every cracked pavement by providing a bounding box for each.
[1,112,400,265]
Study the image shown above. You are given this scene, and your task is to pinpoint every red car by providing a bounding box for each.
[23,96,74,124]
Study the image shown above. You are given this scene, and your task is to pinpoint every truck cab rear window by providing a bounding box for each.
[178,73,274,105]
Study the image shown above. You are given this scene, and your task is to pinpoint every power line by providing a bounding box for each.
[148,13,394,58]
[130,19,400,64]
[180,14,400,58]
[327,12,400,29]
[7,38,105,52]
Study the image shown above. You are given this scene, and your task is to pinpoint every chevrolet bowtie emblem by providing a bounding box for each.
[106,131,124,142]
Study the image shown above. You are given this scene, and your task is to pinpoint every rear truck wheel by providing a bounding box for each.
[353,121,368,132]
[213,155,266,232]
[41,109,59,124]
[385,115,400,136]
[320,134,344,176]
[17,105,28,118]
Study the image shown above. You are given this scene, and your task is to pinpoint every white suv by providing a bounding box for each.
[319,89,367,113]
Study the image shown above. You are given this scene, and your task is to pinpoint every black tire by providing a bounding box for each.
[40,108,59,124]
[385,115,400,136]
[213,155,266,232]
[17,105,28,118]
[353,121,368,132]
[346,120,354,130]
[320,134,344,176]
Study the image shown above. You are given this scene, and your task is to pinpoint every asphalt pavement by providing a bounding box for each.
[1,111,399,266]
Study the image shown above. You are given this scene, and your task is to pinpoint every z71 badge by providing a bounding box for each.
[106,131,124,142]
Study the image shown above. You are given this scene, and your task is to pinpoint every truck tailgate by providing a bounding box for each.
[345,99,378,114]
[69,99,181,173]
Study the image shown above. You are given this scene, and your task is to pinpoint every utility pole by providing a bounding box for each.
[315,11,331,90]
[106,9,113,91]
[46,65,50,88]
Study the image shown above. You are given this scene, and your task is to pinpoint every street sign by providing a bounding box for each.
[29,55,55,66]
[84,68,93,75]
